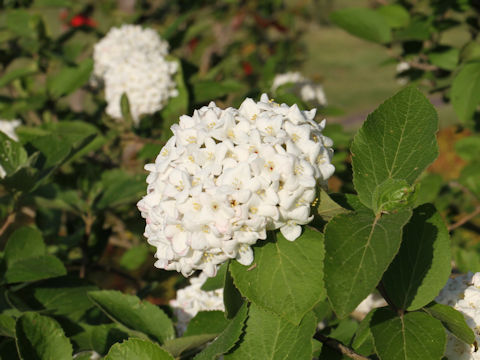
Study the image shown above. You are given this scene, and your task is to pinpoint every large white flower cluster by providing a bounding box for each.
[272,72,327,107]
[92,24,178,125]
[170,273,224,335]
[436,272,480,360]
[0,119,21,179]
[137,94,335,277]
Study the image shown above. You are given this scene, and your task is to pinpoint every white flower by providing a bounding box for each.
[396,61,411,85]
[0,119,21,179]
[170,273,224,335]
[353,293,387,319]
[92,24,178,125]
[137,94,335,277]
[436,272,480,359]
[271,72,327,106]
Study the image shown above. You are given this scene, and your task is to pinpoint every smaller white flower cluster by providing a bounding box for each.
[396,61,411,85]
[272,72,327,107]
[0,119,21,179]
[436,272,480,360]
[170,273,224,335]
[137,94,334,277]
[92,24,178,125]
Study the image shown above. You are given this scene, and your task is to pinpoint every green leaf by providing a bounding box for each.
[382,204,451,311]
[330,8,392,44]
[201,262,228,291]
[120,93,134,127]
[376,4,410,29]
[315,188,349,222]
[224,262,244,319]
[30,135,71,168]
[31,278,97,321]
[184,311,229,337]
[460,41,480,63]
[96,170,146,210]
[224,304,316,360]
[16,312,73,360]
[192,79,245,104]
[88,290,174,344]
[351,86,438,210]
[119,244,149,271]
[0,314,16,337]
[451,62,480,123]
[413,173,443,207]
[423,302,475,345]
[455,135,480,161]
[0,58,38,88]
[0,132,27,176]
[395,18,432,41]
[5,10,36,38]
[352,311,376,357]
[71,323,129,355]
[160,58,188,142]
[194,303,248,360]
[230,228,325,325]
[4,227,45,266]
[47,59,93,98]
[460,162,480,199]
[428,47,459,71]
[105,338,174,360]
[371,178,415,214]
[324,203,411,318]
[370,308,446,360]
[162,334,217,358]
[5,255,67,284]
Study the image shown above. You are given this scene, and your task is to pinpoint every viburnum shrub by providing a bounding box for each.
[1,1,480,359]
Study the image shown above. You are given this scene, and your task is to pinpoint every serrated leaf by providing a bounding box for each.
[324,203,411,318]
[370,308,446,360]
[413,173,443,207]
[451,62,480,123]
[224,262,244,319]
[162,334,217,358]
[184,311,229,337]
[330,8,392,44]
[201,262,228,291]
[71,323,129,355]
[0,132,27,176]
[230,228,325,325]
[315,188,349,221]
[4,227,45,266]
[194,303,248,360]
[382,204,451,311]
[376,4,410,29]
[16,312,73,360]
[372,178,415,214]
[5,255,67,284]
[351,86,438,210]
[352,311,376,357]
[423,302,475,345]
[88,290,174,344]
[105,338,174,360]
[47,59,93,98]
[224,304,316,360]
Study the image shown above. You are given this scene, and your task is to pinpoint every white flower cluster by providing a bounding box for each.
[272,72,327,107]
[137,94,335,277]
[436,272,480,360]
[0,119,21,179]
[92,24,178,125]
[170,273,224,335]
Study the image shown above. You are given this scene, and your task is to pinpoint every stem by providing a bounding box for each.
[314,333,370,360]
[0,212,16,238]
[79,213,95,279]
[448,205,480,232]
